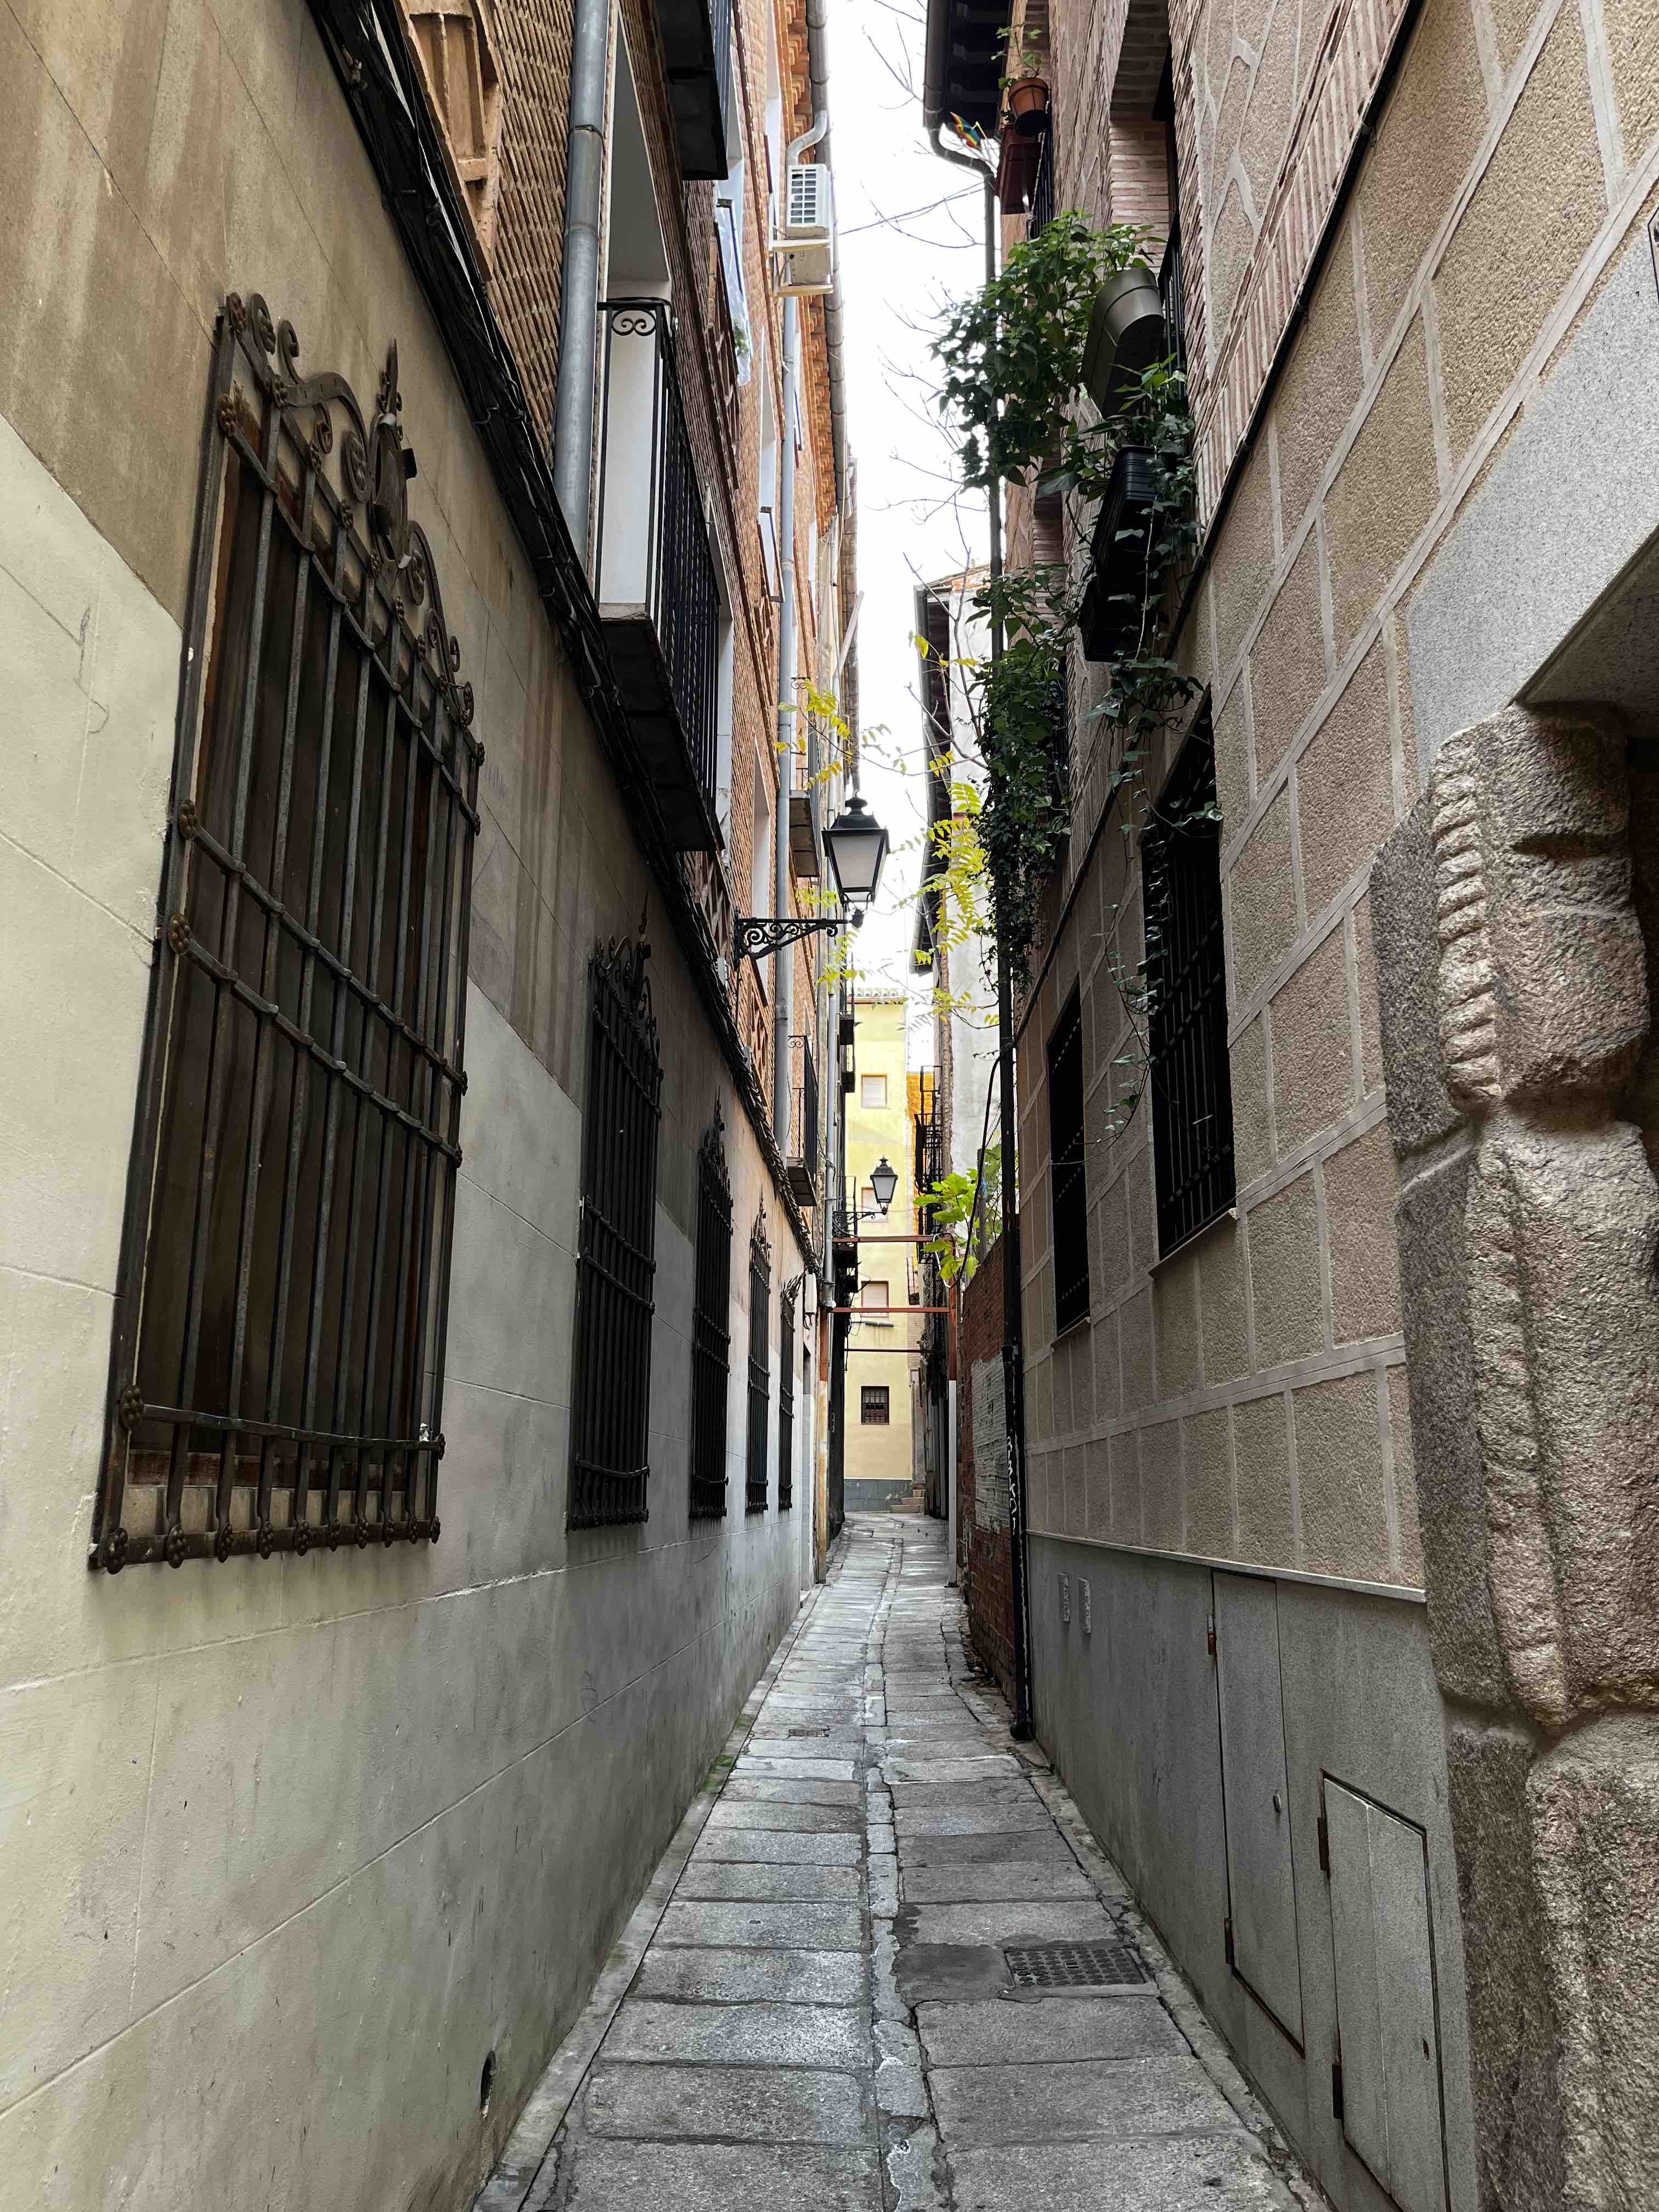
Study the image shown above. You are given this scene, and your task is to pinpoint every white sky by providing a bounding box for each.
[826,0,990,1047]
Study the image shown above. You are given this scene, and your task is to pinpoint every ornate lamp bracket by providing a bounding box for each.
[733,912,854,964]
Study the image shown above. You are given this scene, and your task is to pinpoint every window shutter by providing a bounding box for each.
[398,0,504,268]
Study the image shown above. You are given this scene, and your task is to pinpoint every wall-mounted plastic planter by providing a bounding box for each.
[1080,445,1157,662]
[1081,267,1165,415]
[1004,77,1051,137]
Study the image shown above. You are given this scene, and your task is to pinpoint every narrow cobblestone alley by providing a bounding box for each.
[478,1519,1321,2210]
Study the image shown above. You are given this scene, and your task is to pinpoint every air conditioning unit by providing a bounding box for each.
[783,162,832,240]
[772,162,834,296]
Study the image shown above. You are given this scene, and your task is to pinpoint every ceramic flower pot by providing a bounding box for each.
[1004,77,1051,137]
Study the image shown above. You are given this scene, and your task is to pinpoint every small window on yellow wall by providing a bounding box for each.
[861,1073,887,1108]
[399,0,504,268]
[860,1183,876,1214]
[862,1279,889,1310]
[860,1385,890,1424]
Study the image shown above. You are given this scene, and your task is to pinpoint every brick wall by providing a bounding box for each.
[957,1234,1017,1701]
[492,0,578,451]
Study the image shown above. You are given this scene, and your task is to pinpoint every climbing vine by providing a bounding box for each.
[919,210,1204,1146]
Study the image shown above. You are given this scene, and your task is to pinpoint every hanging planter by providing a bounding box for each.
[1081,266,1165,415]
[1080,445,1158,662]
[1004,77,1051,136]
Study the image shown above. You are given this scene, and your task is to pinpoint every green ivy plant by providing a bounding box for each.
[925,215,1204,1139]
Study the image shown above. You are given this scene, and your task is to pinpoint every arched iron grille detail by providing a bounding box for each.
[689,1107,733,1521]
[777,1282,797,1511]
[94,292,481,1570]
[568,926,662,1528]
[744,1212,771,1514]
[1145,713,1235,1256]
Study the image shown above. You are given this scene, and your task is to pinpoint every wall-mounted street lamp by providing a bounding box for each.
[736,794,889,964]
[868,1155,898,1215]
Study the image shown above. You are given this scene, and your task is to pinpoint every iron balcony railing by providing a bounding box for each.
[786,1036,819,1205]
[1159,219,1186,376]
[595,298,721,844]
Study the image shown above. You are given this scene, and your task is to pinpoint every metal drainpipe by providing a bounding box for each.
[926,123,1035,1739]
[553,0,612,549]
[772,292,798,1142]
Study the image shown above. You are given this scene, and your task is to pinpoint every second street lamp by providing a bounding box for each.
[736,792,889,964]
[868,1155,898,1215]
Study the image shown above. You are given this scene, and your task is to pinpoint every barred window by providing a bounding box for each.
[690,1107,733,1521]
[777,1282,797,1510]
[94,295,480,1572]
[745,1214,771,1512]
[860,1385,890,1425]
[569,930,663,1528]
[1048,988,1090,1335]
[1144,714,1235,1255]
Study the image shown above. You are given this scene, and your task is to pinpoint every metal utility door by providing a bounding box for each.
[1324,1779,1448,2212]
[1214,1572,1304,2044]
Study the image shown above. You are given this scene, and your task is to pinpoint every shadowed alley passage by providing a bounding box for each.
[479,1518,1318,2209]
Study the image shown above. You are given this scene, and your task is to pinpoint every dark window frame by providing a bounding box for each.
[93,293,481,1572]
[1047,986,1091,1336]
[745,1212,771,1511]
[860,1385,890,1425]
[777,1281,797,1510]
[689,1105,734,1520]
[568,929,663,1529]
[1144,711,1236,1256]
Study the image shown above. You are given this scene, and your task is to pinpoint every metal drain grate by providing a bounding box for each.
[1005,1939,1147,1989]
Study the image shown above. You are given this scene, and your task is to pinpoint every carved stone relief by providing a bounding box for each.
[1372,704,1659,2208]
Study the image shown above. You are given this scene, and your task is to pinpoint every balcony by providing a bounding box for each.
[655,0,732,179]
[788,751,820,879]
[596,299,721,853]
[786,1036,820,1207]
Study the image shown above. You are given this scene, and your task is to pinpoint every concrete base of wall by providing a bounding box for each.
[845,1478,916,1512]
[1028,1532,1480,2212]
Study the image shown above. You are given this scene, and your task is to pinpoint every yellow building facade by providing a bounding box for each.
[842,993,918,1505]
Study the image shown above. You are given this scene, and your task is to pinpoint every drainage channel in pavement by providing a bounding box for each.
[476,1516,1324,2210]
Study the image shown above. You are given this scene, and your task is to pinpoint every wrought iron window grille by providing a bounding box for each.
[1048,987,1091,1336]
[745,1210,771,1512]
[860,1385,890,1425]
[1144,717,1236,1255]
[1028,119,1055,238]
[777,1279,798,1510]
[569,921,663,1529]
[93,292,481,1573]
[690,1104,734,1521]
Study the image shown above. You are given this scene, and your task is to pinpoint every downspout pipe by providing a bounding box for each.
[553,0,611,549]
[925,117,1035,1741]
[773,291,800,1143]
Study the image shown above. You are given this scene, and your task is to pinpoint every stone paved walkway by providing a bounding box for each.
[480,1515,1319,2210]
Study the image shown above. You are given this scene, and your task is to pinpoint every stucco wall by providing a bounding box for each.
[844,996,917,1492]
[0,0,817,2203]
